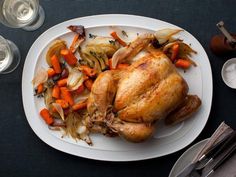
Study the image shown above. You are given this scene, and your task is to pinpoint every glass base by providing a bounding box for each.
[0,40,21,74]
[22,6,45,31]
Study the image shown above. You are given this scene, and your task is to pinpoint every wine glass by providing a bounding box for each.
[0,0,45,31]
[0,35,21,74]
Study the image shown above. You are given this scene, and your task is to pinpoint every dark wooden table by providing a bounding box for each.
[1,0,236,176]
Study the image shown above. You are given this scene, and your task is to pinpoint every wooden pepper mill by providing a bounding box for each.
[210,21,236,55]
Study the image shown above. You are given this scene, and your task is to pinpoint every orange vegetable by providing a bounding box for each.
[110,31,127,47]
[51,54,62,74]
[76,84,85,94]
[37,83,44,94]
[117,63,129,70]
[175,59,192,69]
[40,108,54,125]
[72,101,87,111]
[60,87,74,106]
[69,34,79,53]
[47,68,56,77]
[171,44,179,61]
[55,99,69,109]
[52,85,60,99]
[80,65,96,77]
[57,78,68,87]
[84,79,93,91]
[60,49,78,66]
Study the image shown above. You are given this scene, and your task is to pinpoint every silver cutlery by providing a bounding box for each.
[175,130,236,177]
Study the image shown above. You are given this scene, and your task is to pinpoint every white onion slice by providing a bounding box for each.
[52,103,65,121]
[154,29,182,44]
[32,67,48,87]
[111,47,127,69]
[163,42,178,53]
[67,68,84,91]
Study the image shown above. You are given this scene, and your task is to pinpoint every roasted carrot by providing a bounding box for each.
[51,54,62,74]
[84,79,93,91]
[76,84,85,94]
[69,34,79,53]
[60,87,74,106]
[72,101,87,111]
[57,78,68,87]
[171,44,179,61]
[80,65,96,77]
[110,31,127,47]
[60,49,78,66]
[55,99,69,109]
[40,108,54,125]
[175,59,191,69]
[37,83,44,94]
[47,68,56,77]
[52,85,60,99]
[117,63,129,70]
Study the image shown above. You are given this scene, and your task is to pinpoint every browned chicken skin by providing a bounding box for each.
[86,34,201,143]
[115,51,188,123]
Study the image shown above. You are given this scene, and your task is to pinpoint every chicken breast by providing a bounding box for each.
[115,51,189,123]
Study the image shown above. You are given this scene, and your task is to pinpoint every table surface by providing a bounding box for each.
[1,0,236,177]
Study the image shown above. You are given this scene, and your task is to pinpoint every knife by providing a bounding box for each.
[175,130,235,177]
[202,142,236,177]
[195,130,236,170]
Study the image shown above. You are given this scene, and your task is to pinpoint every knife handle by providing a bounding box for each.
[211,130,236,160]
[212,142,236,171]
[203,130,234,159]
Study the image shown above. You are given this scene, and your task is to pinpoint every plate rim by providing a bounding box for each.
[22,14,213,161]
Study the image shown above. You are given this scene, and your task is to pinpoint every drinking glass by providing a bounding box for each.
[0,0,45,31]
[0,35,21,74]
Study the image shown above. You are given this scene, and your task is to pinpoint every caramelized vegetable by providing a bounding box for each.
[46,40,66,66]
[60,87,74,106]
[79,65,96,77]
[175,59,191,69]
[68,25,86,53]
[51,55,62,74]
[47,68,56,78]
[52,85,60,99]
[61,49,78,66]
[37,83,44,94]
[32,67,48,88]
[72,101,87,111]
[171,43,179,61]
[110,31,127,46]
[57,78,68,87]
[55,99,69,109]
[67,68,84,91]
[40,108,54,125]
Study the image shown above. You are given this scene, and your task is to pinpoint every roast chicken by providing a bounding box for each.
[86,31,201,143]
